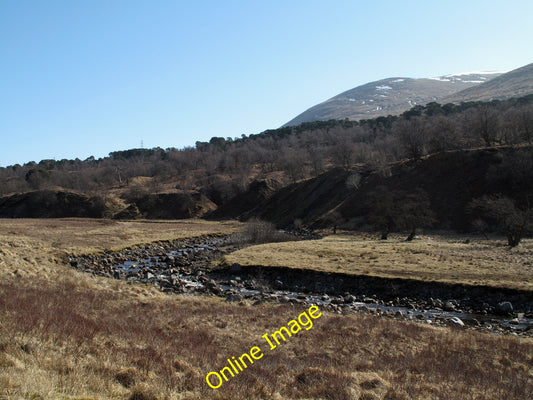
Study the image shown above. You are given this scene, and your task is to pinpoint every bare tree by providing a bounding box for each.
[345,173,362,190]
[395,117,429,160]
[367,187,434,240]
[427,115,462,152]
[331,138,356,169]
[466,105,501,147]
[307,148,325,177]
[518,104,533,143]
[469,194,531,247]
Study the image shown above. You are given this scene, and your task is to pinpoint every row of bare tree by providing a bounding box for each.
[1,96,533,199]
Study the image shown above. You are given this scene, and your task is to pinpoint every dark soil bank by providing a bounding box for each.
[219,264,533,316]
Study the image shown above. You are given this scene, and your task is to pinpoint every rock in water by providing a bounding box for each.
[344,294,356,303]
[450,317,464,327]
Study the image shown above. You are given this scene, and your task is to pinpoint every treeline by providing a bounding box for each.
[1,95,533,201]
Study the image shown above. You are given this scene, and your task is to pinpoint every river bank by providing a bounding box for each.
[71,234,533,336]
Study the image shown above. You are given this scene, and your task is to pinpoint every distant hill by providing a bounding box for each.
[284,72,504,126]
[442,63,533,104]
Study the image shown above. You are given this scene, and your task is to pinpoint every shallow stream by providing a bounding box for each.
[73,235,533,336]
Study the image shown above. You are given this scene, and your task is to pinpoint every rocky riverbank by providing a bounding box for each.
[71,234,533,336]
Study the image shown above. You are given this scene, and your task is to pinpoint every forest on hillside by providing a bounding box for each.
[1,95,533,205]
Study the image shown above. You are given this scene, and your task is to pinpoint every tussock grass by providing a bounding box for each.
[0,220,532,399]
[3,279,530,399]
[225,233,533,290]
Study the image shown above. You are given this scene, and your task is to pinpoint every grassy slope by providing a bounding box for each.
[1,220,532,400]
[225,234,533,291]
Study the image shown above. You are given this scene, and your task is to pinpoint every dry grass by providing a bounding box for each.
[225,233,533,291]
[0,218,241,254]
[0,218,241,282]
[1,278,531,400]
[0,220,532,399]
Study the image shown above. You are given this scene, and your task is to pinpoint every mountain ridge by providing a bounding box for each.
[283,64,533,126]
[442,63,533,103]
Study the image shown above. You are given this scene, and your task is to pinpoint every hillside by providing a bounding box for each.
[443,62,533,103]
[220,146,533,233]
[284,72,503,126]
[1,93,533,230]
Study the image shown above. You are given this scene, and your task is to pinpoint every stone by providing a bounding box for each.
[449,317,464,327]
[443,301,455,311]
[225,293,243,302]
[143,272,155,280]
[496,301,513,315]
[346,294,357,303]
[430,298,443,308]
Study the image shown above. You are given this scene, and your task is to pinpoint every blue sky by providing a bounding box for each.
[1,0,532,167]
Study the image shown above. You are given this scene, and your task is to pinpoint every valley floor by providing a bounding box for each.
[0,219,531,400]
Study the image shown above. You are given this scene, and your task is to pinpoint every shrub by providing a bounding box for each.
[236,218,296,244]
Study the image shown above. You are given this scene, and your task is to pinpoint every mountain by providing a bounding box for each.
[284,72,504,126]
[442,63,533,104]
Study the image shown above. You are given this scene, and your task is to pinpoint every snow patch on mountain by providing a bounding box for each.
[446,70,508,77]
[428,77,452,82]
[429,71,508,83]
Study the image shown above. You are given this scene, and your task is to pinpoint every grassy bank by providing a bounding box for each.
[225,233,533,291]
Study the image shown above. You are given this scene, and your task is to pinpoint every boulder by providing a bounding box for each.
[344,294,357,303]
[449,317,465,327]
[443,301,456,311]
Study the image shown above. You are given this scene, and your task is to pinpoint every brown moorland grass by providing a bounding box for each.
[224,233,533,291]
[0,218,241,280]
[0,219,532,399]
